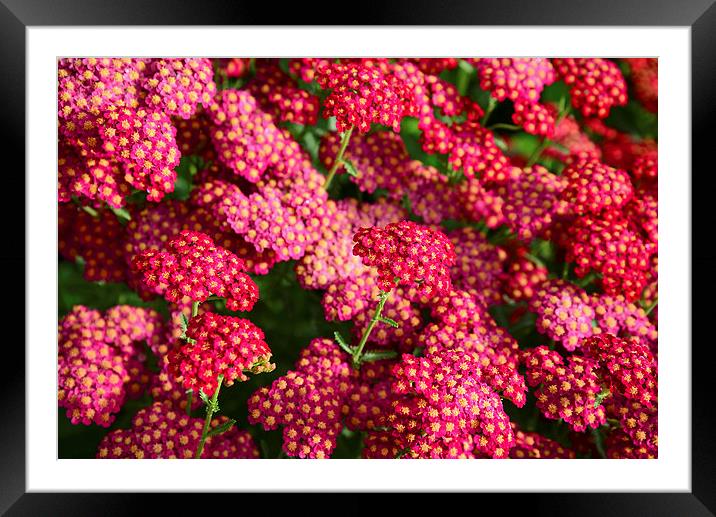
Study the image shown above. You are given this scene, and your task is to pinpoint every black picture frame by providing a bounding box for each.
[4,0,714,514]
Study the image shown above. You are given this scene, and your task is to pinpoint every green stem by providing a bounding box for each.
[526,138,549,167]
[480,97,498,126]
[594,387,611,409]
[195,374,224,459]
[191,301,200,318]
[81,205,99,218]
[526,104,570,167]
[644,297,658,316]
[523,252,546,269]
[488,123,521,131]
[324,126,354,190]
[352,290,392,368]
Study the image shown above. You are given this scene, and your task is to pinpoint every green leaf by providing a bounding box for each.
[199,390,211,407]
[334,332,354,355]
[361,350,399,362]
[110,206,131,222]
[594,388,611,408]
[379,316,399,328]
[81,205,99,218]
[208,418,236,437]
[341,159,359,178]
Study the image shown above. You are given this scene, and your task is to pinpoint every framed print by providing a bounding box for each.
[4,0,715,514]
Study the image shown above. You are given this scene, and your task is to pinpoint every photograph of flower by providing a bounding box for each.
[57,57,658,460]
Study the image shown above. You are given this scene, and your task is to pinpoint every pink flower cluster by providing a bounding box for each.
[248,339,353,458]
[97,401,259,459]
[208,89,306,182]
[627,58,658,113]
[382,347,516,458]
[492,165,568,242]
[58,58,216,206]
[58,305,163,427]
[528,279,596,351]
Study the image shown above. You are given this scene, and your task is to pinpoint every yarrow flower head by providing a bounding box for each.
[584,334,657,407]
[97,401,260,459]
[208,89,306,182]
[528,279,596,351]
[352,220,456,297]
[561,159,633,216]
[592,294,658,348]
[512,100,556,137]
[626,58,658,113]
[552,58,628,118]
[504,251,549,302]
[141,58,217,119]
[58,305,163,427]
[522,346,607,432]
[448,227,507,306]
[385,347,515,458]
[565,210,652,301]
[168,312,274,395]
[246,60,319,126]
[131,230,259,311]
[248,339,354,458]
[605,398,658,458]
[316,61,414,133]
[473,58,556,103]
[492,165,568,242]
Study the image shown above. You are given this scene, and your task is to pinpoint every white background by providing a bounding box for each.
[28,27,690,491]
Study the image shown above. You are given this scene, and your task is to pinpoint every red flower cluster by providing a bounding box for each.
[168,312,274,395]
[510,424,575,459]
[523,346,606,432]
[566,210,652,301]
[132,230,258,311]
[352,220,456,296]
[584,334,657,406]
[561,159,633,215]
[552,58,628,118]
[316,61,414,133]
[474,58,556,104]
[627,58,658,113]
[246,59,319,125]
